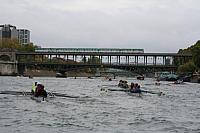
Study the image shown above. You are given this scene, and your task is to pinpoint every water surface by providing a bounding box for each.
[0,76,199,133]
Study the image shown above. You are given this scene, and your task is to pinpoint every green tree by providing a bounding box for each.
[18,43,37,52]
[177,61,196,74]
[191,41,200,69]
[0,38,20,51]
[177,40,200,71]
[0,38,37,52]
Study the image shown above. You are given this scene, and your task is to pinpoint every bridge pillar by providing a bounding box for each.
[0,52,18,75]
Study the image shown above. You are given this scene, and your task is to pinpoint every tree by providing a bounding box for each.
[87,56,100,64]
[177,40,200,71]
[0,38,37,52]
[177,61,196,74]
[191,41,200,69]
[18,43,37,52]
[0,38,20,51]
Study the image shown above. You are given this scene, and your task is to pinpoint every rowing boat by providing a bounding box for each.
[101,88,164,96]
[30,96,47,102]
[0,91,88,99]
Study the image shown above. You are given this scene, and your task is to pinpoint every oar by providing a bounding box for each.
[0,91,32,95]
[107,88,130,92]
[101,88,131,92]
[0,91,89,99]
[51,92,82,98]
[98,85,118,88]
[141,90,164,96]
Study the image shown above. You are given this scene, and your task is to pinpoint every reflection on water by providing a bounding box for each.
[0,76,200,133]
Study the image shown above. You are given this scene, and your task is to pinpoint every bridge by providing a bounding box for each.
[16,49,192,74]
[0,48,192,75]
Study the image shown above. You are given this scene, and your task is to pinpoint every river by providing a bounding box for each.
[0,76,199,133]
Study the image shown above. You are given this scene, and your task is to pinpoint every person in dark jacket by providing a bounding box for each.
[34,83,47,98]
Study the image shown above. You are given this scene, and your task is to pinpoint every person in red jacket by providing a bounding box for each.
[34,83,47,98]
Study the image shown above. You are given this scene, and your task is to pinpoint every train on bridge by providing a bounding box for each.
[35,48,144,53]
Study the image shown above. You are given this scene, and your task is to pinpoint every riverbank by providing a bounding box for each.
[24,69,96,78]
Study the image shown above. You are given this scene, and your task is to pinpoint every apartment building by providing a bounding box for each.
[0,24,30,45]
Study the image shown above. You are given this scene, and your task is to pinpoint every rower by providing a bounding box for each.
[130,82,135,90]
[34,83,47,98]
[130,84,142,93]
[118,80,123,87]
[134,83,139,89]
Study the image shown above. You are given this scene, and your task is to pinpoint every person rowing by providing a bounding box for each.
[118,80,129,88]
[103,81,164,96]
[31,82,47,98]
[129,83,142,94]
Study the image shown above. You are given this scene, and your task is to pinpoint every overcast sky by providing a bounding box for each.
[1,0,200,52]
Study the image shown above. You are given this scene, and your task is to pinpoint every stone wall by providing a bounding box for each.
[0,52,17,75]
[0,62,17,75]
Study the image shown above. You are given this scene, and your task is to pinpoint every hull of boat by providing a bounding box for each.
[30,96,46,102]
[137,76,144,80]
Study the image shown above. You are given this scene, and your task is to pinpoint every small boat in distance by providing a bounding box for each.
[190,73,200,83]
[136,75,144,80]
[56,72,67,78]
[155,71,178,81]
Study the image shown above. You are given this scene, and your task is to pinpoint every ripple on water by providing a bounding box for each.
[0,77,200,133]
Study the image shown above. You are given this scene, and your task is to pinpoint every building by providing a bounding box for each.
[17,29,30,45]
[0,24,18,39]
[0,24,30,45]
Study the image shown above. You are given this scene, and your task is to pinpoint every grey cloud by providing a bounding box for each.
[0,0,200,52]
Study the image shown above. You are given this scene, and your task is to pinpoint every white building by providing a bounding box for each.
[17,29,30,45]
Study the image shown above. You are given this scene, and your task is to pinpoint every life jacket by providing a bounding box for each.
[32,84,36,93]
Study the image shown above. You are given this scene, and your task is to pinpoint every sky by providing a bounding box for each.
[0,0,200,52]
